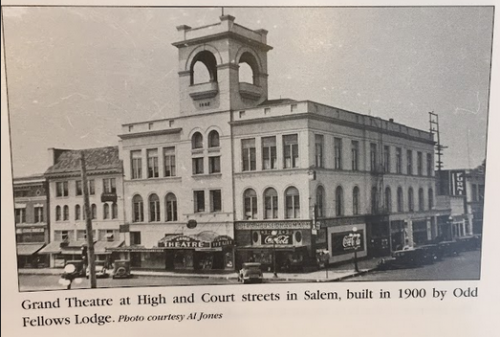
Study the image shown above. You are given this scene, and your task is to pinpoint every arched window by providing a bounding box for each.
[428,189,434,210]
[63,205,69,221]
[192,132,203,149]
[397,187,404,212]
[285,187,300,219]
[385,187,392,213]
[132,195,144,222]
[408,188,415,212]
[91,204,97,220]
[166,193,177,222]
[149,194,160,222]
[418,188,425,211]
[335,186,344,216]
[316,186,325,218]
[238,52,259,85]
[264,188,278,219]
[103,203,110,220]
[244,189,257,220]
[371,187,378,214]
[112,203,118,219]
[190,51,218,85]
[56,206,61,221]
[208,130,220,148]
[75,205,81,220]
[353,187,360,215]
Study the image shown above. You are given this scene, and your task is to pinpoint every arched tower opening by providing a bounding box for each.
[238,52,259,85]
[190,51,218,85]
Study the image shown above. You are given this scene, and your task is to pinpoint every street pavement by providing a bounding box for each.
[17,251,480,291]
[347,250,481,282]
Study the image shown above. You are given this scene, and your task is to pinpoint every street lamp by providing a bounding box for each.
[349,227,360,273]
[271,230,278,278]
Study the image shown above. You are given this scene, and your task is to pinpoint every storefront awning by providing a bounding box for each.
[94,240,124,254]
[107,246,166,253]
[38,240,87,255]
[17,243,45,256]
[38,241,62,254]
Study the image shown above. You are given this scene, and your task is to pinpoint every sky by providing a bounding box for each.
[2,6,494,177]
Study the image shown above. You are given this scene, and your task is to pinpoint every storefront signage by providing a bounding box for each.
[331,230,364,256]
[235,221,311,231]
[101,192,118,203]
[260,230,292,245]
[162,235,210,249]
[17,227,45,234]
[212,235,233,248]
[451,171,466,196]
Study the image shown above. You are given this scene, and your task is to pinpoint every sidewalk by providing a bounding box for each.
[18,257,383,282]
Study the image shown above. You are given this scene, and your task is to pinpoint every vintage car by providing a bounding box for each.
[62,260,85,278]
[86,262,109,278]
[112,260,132,279]
[438,241,461,257]
[238,262,263,284]
[414,244,443,264]
[376,249,424,270]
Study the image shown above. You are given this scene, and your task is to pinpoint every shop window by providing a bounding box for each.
[285,187,300,219]
[264,188,278,219]
[149,194,160,222]
[244,189,257,220]
[166,193,178,221]
[133,195,144,222]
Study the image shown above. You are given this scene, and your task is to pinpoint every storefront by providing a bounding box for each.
[234,220,314,272]
[110,232,234,271]
[16,243,47,268]
[365,215,390,257]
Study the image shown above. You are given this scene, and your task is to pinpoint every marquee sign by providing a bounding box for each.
[161,235,210,249]
[451,171,467,196]
[212,235,233,248]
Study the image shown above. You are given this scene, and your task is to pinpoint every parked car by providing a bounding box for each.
[238,262,263,284]
[62,260,85,278]
[377,249,424,270]
[438,241,461,257]
[86,262,109,278]
[414,244,443,264]
[112,260,132,279]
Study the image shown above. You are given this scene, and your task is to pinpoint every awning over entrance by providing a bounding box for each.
[94,240,124,254]
[38,241,63,254]
[17,243,45,256]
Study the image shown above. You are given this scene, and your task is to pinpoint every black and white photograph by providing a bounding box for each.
[3,6,493,292]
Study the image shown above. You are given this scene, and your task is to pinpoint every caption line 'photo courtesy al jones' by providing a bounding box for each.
[3,6,492,292]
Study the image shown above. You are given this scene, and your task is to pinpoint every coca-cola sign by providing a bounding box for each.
[331,230,364,256]
[260,230,292,245]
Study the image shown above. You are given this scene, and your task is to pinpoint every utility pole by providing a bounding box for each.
[80,151,97,288]
[429,112,448,194]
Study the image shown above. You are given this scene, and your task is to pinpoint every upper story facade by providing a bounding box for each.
[44,146,124,242]
[13,175,49,243]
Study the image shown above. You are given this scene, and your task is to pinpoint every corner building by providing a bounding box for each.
[118,15,439,272]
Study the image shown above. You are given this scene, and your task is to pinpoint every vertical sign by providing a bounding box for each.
[451,170,466,196]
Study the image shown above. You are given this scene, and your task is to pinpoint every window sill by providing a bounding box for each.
[192,173,222,179]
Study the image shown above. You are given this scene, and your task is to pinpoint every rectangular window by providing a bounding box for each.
[351,141,359,171]
[242,139,256,171]
[163,147,176,177]
[314,135,324,168]
[334,138,342,169]
[417,152,423,176]
[396,148,402,174]
[55,230,71,241]
[34,206,44,223]
[88,180,95,195]
[75,180,83,196]
[427,153,433,176]
[147,149,159,178]
[262,136,277,170]
[15,208,26,224]
[194,191,205,213]
[384,145,391,173]
[370,143,378,172]
[407,150,413,175]
[265,195,278,219]
[283,134,299,168]
[103,178,117,194]
[209,156,221,174]
[210,190,222,212]
[131,150,142,179]
[56,181,69,197]
[192,157,204,175]
[472,184,478,201]
[130,232,141,245]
